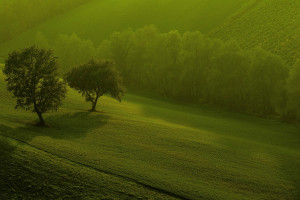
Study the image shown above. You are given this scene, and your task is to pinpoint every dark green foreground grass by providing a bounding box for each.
[0,136,176,200]
[0,69,299,199]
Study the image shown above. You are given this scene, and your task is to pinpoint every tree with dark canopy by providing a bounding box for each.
[66,59,124,111]
[3,46,67,126]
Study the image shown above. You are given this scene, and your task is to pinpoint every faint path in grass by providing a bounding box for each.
[0,130,191,200]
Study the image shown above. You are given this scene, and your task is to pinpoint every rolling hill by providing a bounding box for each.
[0,0,251,61]
[0,1,299,198]
[0,0,298,65]
[0,66,299,199]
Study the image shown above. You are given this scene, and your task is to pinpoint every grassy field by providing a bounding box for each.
[0,135,178,200]
[0,67,299,199]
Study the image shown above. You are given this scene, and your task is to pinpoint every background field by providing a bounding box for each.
[0,0,250,44]
[0,0,299,65]
[1,65,299,199]
[0,0,300,64]
[211,0,300,65]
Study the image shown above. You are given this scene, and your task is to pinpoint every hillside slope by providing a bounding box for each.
[211,0,300,65]
[0,67,299,199]
[0,135,177,200]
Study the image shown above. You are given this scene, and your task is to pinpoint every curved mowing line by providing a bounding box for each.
[0,133,192,200]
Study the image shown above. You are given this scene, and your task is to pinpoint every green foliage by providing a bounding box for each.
[97,26,294,119]
[247,48,289,115]
[31,26,298,121]
[34,32,96,72]
[66,59,124,111]
[54,33,96,71]
[3,46,66,125]
[285,60,300,120]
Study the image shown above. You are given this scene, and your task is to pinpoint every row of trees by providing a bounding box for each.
[3,46,124,126]
[0,0,90,42]
[35,26,300,121]
[99,26,300,121]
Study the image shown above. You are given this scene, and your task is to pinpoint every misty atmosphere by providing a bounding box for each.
[0,0,299,199]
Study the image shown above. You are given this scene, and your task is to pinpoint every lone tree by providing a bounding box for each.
[3,46,67,126]
[66,59,124,111]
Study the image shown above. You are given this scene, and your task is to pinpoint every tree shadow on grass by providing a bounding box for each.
[0,111,110,141]
[0,137,16,165]
[42,111,110,139]
[0,137,19,199]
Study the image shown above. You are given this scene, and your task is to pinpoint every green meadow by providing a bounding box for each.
[0,0,299,199]
[1,66,299,199]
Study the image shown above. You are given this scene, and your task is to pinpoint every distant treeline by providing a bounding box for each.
[35,26,300,121]
[0,0,90,43]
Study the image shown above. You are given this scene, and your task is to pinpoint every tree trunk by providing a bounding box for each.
[36,111,45,126]
[90,97,99,112]
[34,101,45,126]
[91,102,97,112]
